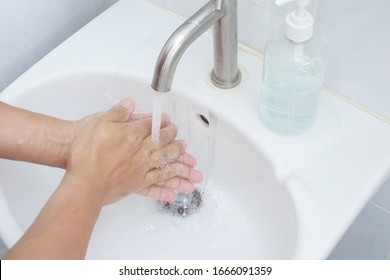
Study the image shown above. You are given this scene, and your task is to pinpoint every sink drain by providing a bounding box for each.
[158,189,202,217]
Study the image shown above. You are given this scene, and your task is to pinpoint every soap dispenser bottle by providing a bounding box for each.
[260,0,326,135]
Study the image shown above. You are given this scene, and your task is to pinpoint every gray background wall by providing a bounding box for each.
[0,0,118,92]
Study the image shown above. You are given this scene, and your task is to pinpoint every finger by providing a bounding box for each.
[130,113,170,127]
[148,140,186,167]
[171,163,203,183]
[160,114,171,128]
[155,177,195,193]
[99,98,135,122]
[154,124,179,148]
[130,113,152,121]
[129,117,153,139]
[145,163,203,187]
[177,152,197,167]
[137,186,177,202]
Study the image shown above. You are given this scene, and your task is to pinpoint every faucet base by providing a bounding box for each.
[210,68,241,89]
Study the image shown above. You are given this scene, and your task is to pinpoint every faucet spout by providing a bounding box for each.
[151,0,241,92]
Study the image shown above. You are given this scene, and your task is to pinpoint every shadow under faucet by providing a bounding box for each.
[151,0,241,92]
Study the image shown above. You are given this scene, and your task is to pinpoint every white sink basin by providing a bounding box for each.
[1,0,390,259]
[0,72,296,259]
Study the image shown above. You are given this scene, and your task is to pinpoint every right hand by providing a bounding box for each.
[66,98,203,206]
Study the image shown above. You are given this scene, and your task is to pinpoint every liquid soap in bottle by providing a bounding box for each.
[260,0,326,135]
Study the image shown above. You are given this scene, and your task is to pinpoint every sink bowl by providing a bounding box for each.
[0,72,296,259]
[1,0,390,259]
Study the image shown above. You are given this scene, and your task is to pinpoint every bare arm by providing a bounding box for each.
[4,173,102,259]
[0,101,74,168]
[3,99,203,259]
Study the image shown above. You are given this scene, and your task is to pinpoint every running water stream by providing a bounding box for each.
[150,90,218,216]
[151,91,206,216]
[151,91,166,145]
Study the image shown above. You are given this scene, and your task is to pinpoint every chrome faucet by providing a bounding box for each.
[151,0,241,92]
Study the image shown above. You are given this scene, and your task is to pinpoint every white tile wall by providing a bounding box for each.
[148,0,190,17]
[147,0,390,260]
[148,0,390,121]
[189,0,209,14]
[317,0,390,121]
[0,0,118,92]
[317,0,390,66]
[246,0,316,17]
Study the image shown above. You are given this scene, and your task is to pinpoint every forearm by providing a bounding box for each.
[0,101,75,168]
[4,172,102,259]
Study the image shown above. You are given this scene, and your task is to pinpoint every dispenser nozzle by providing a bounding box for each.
[274,0,313,43]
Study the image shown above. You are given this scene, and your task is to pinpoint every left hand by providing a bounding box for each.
[66,98,203,204]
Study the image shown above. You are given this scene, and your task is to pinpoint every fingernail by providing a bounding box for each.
[161,113,171,123]
[190,169,203,183]
[118,97,134,110]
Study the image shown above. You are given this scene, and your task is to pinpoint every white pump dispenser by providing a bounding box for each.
[276,0,314,43]
[259,0,326,135]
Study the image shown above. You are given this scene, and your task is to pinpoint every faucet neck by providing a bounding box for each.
[151,0,241,92]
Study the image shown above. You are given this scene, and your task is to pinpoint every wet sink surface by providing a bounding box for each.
[0,73,296,259]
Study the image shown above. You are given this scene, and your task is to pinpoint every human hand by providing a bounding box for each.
[66,98,203,205]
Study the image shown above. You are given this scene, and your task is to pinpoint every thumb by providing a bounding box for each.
[101,97,135,122]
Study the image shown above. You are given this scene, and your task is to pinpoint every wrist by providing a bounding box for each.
[61,171,106,209]
[55,120,78,168]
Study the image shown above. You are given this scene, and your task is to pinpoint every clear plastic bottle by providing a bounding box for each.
[260,0,326,135]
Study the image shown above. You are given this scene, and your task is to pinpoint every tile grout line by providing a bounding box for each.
[370,200,390,215]
[323,86,390,125]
